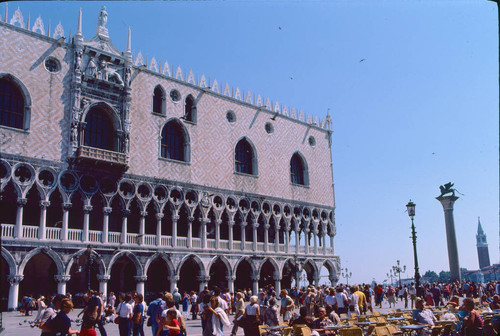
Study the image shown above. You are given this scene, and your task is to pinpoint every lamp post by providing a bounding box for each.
[342,268,352,286]
[392,260,406,287]
[387,269,395,287]
[406,200,421,292]
[85,245,93,290]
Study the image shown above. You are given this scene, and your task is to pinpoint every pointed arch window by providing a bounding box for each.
[83,107,116,151]
[184,94,196,123]
[161,120,189,162]
[0,77,27,129]
[290,152,309,186]
[235,138,257,175]
[153,85,165,115]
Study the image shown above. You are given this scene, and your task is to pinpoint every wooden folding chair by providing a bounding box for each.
[340,327,364,336]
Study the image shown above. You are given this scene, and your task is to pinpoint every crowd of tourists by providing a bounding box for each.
[22,279,500,336]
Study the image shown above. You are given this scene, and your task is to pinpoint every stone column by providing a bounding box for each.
[54,274,71,295]
[252,220,258,252]
[134,275,147,296]
[172,215,179,248]
[240,222,246,251]
[285,225,291,254]
[83,204,93,242]
[102,207,112,244]
[97,274,110,295]
[436,195,461,282]
[14,198,27,239]
[156,213,164,246]
[273,272,281,294]
[295,229,300,254]
[329,275,338,287]
[138,211,147,245]
[226,275,236,293]
[201,218,209,249]
[329,234,334,252]
[322,234,327,255]
[228,220,234,250]
[121,209,130,244]
[313,276,320,287]
[264,224,270,252]
[7,274,23,311]
[304,228,310,254]
[61,203,71,241]
[38,200,50,240]
[274,224,280,253]
[169,275,180,293]
[251,273,259,295]
[313,227,319,255]
[187,216,194,248]
[215,220,222,250]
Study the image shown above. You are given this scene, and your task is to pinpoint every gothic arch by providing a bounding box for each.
[107,251,144,277]
[234,136,258,175]
[160,118,191,162]
[258,257,279,275]
[1,247,17,276]
[65,248,106,276]
[18,247,64,275]
[144,252,175,276]
[207,255,232,276]
[233,256,257,275]
[176,254,205,276]
[80,102,122,131]
[0,72,32,129]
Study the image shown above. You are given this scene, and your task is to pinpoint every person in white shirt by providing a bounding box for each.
[334,287,349,315]
[116,293,133,336]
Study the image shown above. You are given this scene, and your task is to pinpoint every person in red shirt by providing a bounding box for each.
[163,310,180,336]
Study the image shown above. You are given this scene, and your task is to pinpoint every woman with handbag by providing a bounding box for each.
[115,293,133,336]
[132,293,145,336]
[242,295,260,336]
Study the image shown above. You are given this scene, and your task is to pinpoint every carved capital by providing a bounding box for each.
[17,198,27,206]
[54,274,71,283]
[172,215,180,222]
[83,205,93,213]
[97,274,111,282]
[188,216,195,223]
[168,275,180,282]
[250,273,260,281]
[201,218,210,225]
[134,275,148,283]
[252,222,259,229]
[226,275,236,281]
[8,274,24,285]
[228,220,235,227]
[63,203,72,211]
[141,211,148,217]
[40,200,51,208]
[264,224,271,230]
[122,209,131,217]
[196,275,210,283]
[156,213,164,220]
[103,207,112,215]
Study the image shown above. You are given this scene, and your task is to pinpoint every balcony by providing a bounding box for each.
[1,223,335,256]
[76,146,127,168]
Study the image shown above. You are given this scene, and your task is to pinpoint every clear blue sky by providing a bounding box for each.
[6,0,498,285]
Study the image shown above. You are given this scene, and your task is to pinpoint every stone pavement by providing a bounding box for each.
[1,298,411,336]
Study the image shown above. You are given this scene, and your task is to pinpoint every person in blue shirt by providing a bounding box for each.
[41,299,80,336]
[132,293,145,336]
[146,292,165,336]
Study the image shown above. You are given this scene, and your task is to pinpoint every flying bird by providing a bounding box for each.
[279,26,282,30]
[359,58,366,62]
[270,112,279,121]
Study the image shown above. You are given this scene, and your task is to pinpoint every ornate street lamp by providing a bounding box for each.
[386,269,395,287]
[392,260,406,287]
[342,268,352,286]
[406,200,421,292]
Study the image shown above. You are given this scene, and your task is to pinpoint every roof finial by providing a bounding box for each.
[76,8,82,36]
[126,26,131,53]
